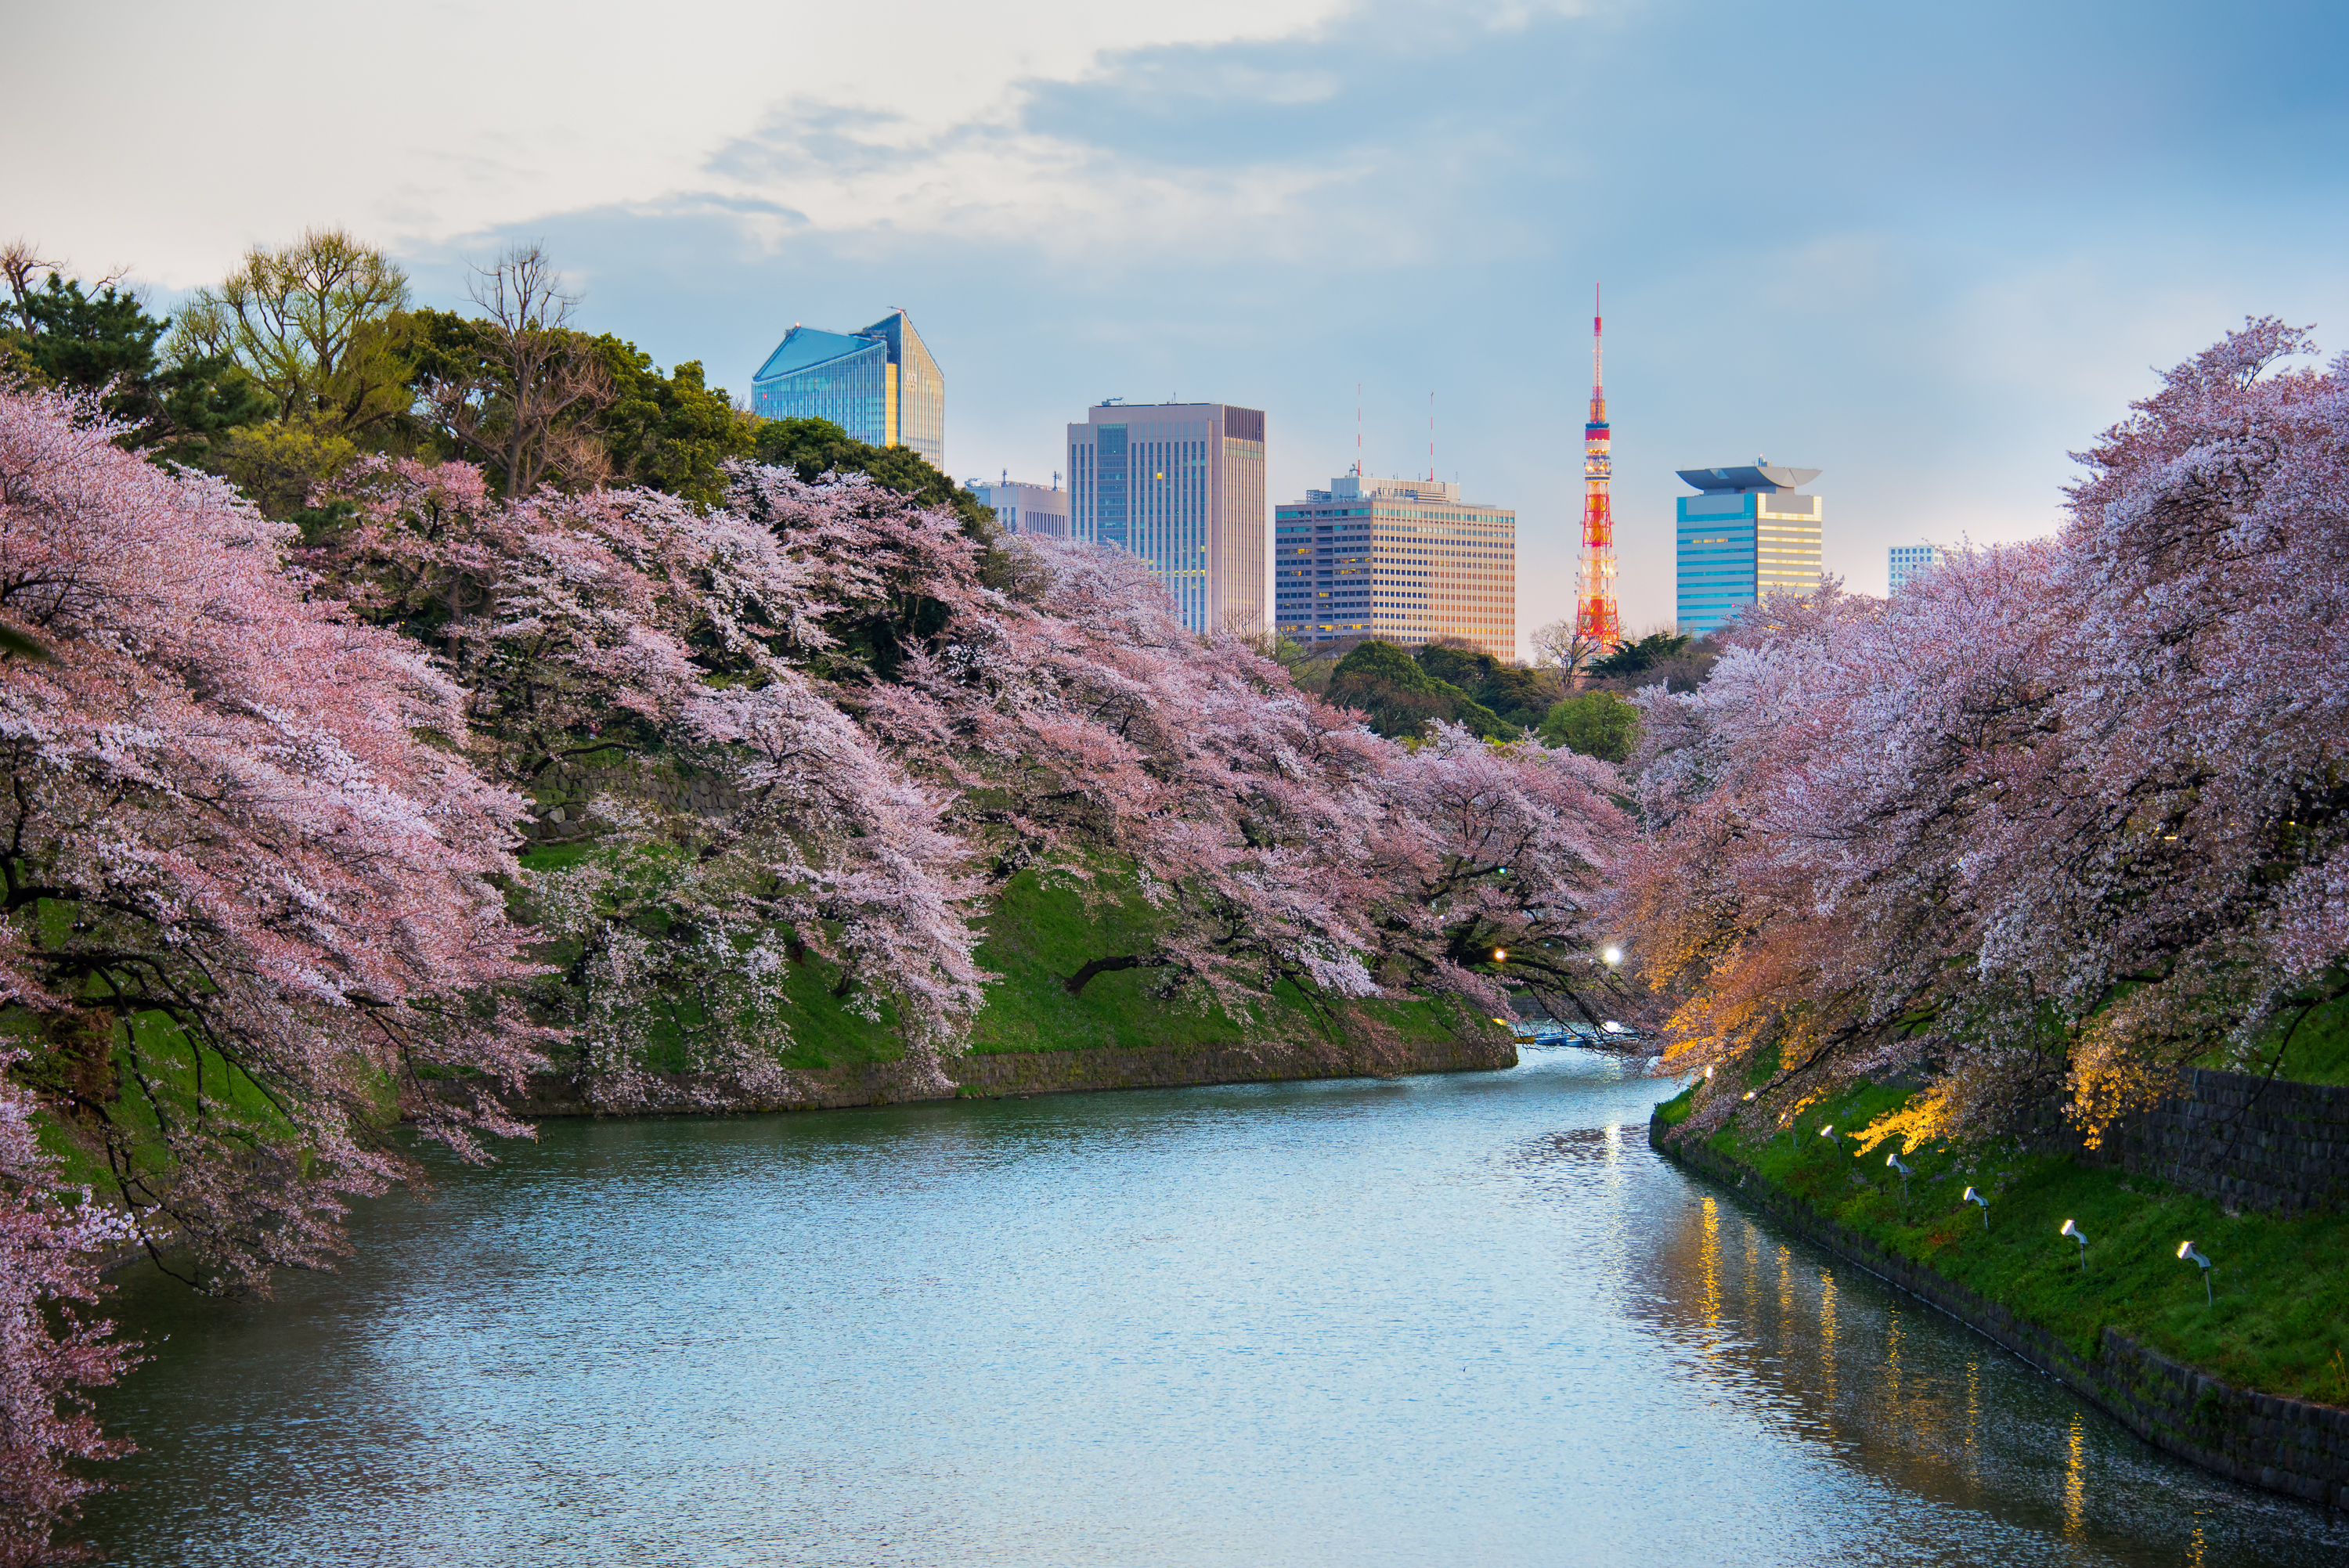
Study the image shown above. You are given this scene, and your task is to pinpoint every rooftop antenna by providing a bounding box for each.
[1428,391,1436,483]
[1575,281,1622,654]
[1355,383,1362,478]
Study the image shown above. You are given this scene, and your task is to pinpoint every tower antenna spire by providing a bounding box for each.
[1575,282,1622,656]
[1355,382,1362,477]
[1429,392,1436,483]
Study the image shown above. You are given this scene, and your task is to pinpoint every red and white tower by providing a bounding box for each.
[1575,285,1621,651]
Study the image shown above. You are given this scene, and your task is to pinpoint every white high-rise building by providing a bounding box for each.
[969,478,1070,538]
[1273,474,1516,659]
[1068,402,1266,636]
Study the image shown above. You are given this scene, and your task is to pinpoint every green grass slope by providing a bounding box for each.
[511,861,1471,1074]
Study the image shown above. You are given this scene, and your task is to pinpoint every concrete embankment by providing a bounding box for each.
[426,1034,1517,1120]
[1651,1112,2349,1510]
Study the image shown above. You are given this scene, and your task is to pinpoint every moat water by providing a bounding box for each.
[85,1051,2349,1565]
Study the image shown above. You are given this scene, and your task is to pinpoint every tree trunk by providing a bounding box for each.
[1063,953,1168,995]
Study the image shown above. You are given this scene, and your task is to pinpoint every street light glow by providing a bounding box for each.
[1601,946,1623,965]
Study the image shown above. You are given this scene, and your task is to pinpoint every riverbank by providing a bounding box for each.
[1650,1083,2349,1509]
[416,1033,1519,1119]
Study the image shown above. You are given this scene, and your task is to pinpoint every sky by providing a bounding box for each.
[11,0,2348,651]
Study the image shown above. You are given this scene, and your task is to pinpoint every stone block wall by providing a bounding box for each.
[2094,1069,2349,1217]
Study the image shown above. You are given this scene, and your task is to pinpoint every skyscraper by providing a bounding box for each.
[1273,474,1515,659]
[751,309,944,467]
[1889,543,1944,593]
[1675,462,1824,636]
[1068,402,1266,636]
[970,478,1070,538]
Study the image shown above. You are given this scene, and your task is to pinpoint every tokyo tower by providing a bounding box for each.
[1575,285,1621,651]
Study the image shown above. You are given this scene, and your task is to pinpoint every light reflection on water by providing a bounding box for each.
[85,1049,2347,1566]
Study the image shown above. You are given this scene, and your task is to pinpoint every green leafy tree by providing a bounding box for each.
[600,344,755,507]
[1327,640,1514,741]
[751,416,994,536]
[0,258,269,465]
[1539,689,1639,762]
[1414,641,1557,729]
[168,227,413,439]
[213,422,359,520]
[1587,629,1692,679]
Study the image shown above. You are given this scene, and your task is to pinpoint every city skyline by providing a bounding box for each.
[13,2,2341,655]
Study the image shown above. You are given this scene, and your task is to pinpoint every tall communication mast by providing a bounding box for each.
[1575,284,1621,651]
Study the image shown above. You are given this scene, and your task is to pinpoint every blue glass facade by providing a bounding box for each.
[751,311,944,467]
[1889,543,1944,593]
[1676,493,1760,636]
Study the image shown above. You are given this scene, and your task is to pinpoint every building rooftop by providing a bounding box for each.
[752,326,872,382]
[1676,463,1822,494]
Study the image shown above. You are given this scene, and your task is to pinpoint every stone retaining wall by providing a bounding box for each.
[2091,1069,2349,1217]
[423,1034,1517,1119]
[1653,1117,2349,1510]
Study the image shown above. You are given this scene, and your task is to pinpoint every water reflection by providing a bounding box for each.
[81,1051,2349,1568]
[1621,1146,2346,1565]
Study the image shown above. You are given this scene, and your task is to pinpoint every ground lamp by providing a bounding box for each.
[1963,1187,1989,1229]
[2178,1241,2215,1305]
[1820,1124,1842,1152]
[1886,1149,1912,1200]
[2061,1218,2087,1271]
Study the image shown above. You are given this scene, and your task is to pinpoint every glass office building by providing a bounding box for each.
[1889,542,1944,593]
[1675,463,1824,636]
[1068,402,1266,636]
[750,309,944,467]
[1273,474,1516,659]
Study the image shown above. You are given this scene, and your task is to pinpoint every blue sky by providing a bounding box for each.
[12,0,2347,646]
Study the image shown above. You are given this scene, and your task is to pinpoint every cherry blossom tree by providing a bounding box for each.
[0,386,548,1552]
[731,464,1633,1047]
[307,458,989,1101]
[1630,319,2349,1150]
[0,1054,133,1567]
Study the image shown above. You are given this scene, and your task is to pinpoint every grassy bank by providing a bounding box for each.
[1655,1078,2349,1407]
[519,860,1471,1074]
